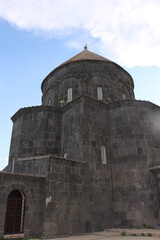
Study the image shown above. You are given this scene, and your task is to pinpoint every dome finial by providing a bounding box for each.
[84,44,87,50]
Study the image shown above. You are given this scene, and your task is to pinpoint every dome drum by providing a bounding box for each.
[42,60,135,107]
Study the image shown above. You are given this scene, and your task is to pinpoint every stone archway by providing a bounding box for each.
[4,190,25,234]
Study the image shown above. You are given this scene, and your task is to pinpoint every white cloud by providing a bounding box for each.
[0,0,160,67]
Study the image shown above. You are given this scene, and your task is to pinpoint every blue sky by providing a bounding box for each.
[0,0,160,170]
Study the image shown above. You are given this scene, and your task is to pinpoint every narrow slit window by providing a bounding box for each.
[122,93,126,100]
[48,98,51,106]
[97,87,103,100]
[67,88,72,102]
[101,146,106,164]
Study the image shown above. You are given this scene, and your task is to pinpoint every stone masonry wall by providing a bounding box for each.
[43,156,113,237]
[9,106,61,165]
[157,173,160,224]
[0,172,45,237]
[80,96,109,166]
[61,95,110,165]
[10,156,50,176]
[109,100,160,227]
[41,61,134,107]
[61,97,84,160]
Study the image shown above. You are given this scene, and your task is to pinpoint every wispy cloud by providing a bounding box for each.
[0,0,160,67]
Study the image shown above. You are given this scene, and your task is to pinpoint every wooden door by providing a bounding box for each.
[4,190,25,234]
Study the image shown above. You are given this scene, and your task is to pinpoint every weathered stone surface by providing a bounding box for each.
[0,172,45,237]
[0,49,160,238]
[41,60,134,107]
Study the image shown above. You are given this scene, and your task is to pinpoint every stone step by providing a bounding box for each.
[4,233,24,239]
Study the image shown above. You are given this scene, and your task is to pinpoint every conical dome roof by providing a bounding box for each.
[42,46,133,91]
[59,46,112,67]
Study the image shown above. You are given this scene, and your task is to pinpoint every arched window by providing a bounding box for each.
[101,146,106,164]
[97,87,103,100]
[4,190,25,234]
[67,88,72,102]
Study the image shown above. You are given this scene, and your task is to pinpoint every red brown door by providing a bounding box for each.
[4,190,25,234]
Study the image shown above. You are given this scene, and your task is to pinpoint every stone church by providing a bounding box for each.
[0,47,160,238]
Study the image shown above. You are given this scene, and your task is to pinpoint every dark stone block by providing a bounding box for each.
[137,147,143,154]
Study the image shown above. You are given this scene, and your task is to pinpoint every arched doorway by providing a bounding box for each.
[4,190,25,234]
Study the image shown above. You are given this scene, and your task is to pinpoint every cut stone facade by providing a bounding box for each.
[0,48,160,238]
